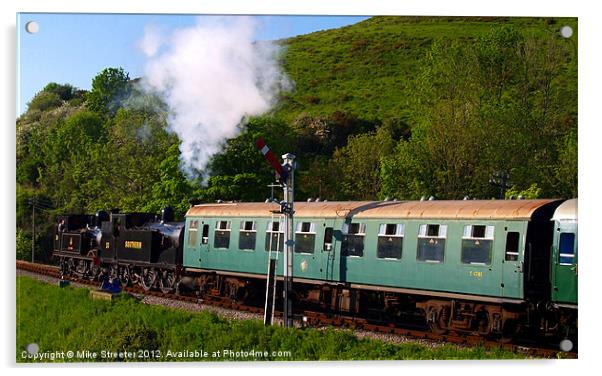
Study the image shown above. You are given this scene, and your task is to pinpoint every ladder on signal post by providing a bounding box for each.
[264,213,283,326]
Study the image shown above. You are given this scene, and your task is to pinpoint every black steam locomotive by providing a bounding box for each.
[53,207,184,293]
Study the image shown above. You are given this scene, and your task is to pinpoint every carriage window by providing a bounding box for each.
[217,220,230,230]
[323,227,334,251]
[377,223,404,259]
[417,224,447,262]
[559,233,576,265]
[265,220,284,252]
[214,220,231,249]
[239,221,256,251]
[201,224,209,244]
[461,225,494,265]
[505,232,520,261]
[342,223,366,257]
[295,222,316,254]
[188,220,198,247]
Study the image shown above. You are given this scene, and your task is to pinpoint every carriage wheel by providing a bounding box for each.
[426,306,448,335]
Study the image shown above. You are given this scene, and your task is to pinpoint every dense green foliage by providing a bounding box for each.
[16,16,577,259]
[85,67,132,116]
[17,276,526,361]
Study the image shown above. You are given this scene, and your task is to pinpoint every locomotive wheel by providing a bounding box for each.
[109,265,119,282]
[66,258,76,276]
[130,268,140,285]
[141,268,157,291]
[159,270,177,294]
[119,267,131,287]
[59,258,69,276]
[88,264,101,281]
[75,260,88,278]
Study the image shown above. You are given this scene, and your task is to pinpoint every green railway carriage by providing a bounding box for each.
[183,199,563,305]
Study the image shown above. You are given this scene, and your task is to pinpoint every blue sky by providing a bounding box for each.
[16,13,368,115]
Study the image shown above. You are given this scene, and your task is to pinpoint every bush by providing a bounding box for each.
[27,91,62,112]
[16,229,32,261]
[43,83,76,101]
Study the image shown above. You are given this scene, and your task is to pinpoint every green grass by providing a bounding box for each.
[16,276,526,362]
[276,16,577,123]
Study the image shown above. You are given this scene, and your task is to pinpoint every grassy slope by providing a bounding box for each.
[276,16,577,124]
[16,276,526,362]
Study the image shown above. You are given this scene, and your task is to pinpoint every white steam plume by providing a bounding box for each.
[139,17,291,177]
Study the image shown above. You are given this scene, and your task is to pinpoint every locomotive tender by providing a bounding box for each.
[53,198,577,341]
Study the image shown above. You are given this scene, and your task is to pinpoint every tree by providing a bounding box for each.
[42,82,76,101]
[330,125,395,200]
[381,25,577,200]
[145,143,194,217]
[42,110,105,211]
[86,67,132,116]
[553,129,578,198]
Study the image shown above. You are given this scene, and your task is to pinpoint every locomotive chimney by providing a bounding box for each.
[161,206,174,223]
[95,210,110,227]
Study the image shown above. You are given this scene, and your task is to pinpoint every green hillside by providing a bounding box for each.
[277,16,577,123]
[16,16,577,260]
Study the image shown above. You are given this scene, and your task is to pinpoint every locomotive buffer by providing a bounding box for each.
[256,139,295,328]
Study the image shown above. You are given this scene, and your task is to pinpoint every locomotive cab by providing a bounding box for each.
[53,214,95,257]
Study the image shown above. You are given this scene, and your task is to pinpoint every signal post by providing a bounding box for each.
[281,153,295,328]
[256,139,295,328]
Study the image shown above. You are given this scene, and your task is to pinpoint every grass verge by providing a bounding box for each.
[16,275,526,362]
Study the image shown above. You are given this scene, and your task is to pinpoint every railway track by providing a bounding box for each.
[16,260,576,359]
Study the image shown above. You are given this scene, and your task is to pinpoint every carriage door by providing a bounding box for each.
[501,231,524,298]
[186,220,209,268]
[322,220,337,281]
[198,222,210,267]
[552,223,578,304]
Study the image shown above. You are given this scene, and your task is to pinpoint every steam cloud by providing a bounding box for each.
[139,17,292,177]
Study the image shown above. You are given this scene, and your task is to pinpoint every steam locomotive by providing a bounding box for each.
[54,207,183,293]
[52,198,577,345]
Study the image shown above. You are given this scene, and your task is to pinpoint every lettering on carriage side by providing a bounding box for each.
[125,241,143,249]
[469,270,484,278]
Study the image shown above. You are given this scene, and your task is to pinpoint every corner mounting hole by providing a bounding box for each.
[560,26,573,39]
[25,21,39,34]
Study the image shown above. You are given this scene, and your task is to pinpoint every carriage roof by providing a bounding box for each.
[186,199,561,221]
